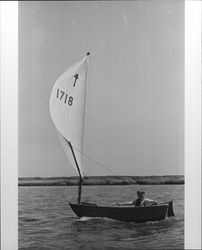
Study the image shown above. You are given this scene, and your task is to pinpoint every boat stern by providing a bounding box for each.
[167,201,175,217]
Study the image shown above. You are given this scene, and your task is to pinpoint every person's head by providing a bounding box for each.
[137,190,145,200]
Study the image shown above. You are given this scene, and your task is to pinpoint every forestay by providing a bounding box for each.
[49,54,90,177]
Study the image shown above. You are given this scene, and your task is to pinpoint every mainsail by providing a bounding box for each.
[49,53,90,178]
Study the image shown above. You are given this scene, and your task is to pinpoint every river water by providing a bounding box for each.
[19,185,184,249]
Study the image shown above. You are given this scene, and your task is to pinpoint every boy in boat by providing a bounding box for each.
[116,190,158,207]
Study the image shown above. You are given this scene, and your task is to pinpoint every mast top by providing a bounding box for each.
[86,52,90,56]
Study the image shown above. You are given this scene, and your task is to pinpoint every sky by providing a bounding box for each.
[19,1,184,177]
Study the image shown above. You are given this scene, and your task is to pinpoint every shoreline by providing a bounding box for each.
[18,175,184,186]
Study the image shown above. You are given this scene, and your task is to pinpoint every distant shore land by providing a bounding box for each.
[18,175,184,186]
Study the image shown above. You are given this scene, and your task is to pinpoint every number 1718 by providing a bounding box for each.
[56,89,73,106]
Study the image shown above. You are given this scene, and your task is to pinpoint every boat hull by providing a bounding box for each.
[69,202,170,223]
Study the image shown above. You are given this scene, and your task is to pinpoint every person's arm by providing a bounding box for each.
[149,200,158,206]
[142,198,158,206]
[116,201,133,206]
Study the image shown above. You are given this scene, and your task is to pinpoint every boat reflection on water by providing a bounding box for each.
[71,213,179,249]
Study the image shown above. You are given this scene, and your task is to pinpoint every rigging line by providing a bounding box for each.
[72,145,131,184]
[73,145,118,175]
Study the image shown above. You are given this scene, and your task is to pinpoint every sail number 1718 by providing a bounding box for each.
[56,89,73,106]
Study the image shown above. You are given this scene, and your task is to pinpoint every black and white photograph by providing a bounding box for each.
[1,1,201,250]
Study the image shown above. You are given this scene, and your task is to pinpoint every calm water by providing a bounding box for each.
[19,185,184,249]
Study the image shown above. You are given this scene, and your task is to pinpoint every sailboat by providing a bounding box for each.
[49,53,174,223]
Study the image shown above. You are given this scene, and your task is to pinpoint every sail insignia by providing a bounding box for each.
[73,73,79,87]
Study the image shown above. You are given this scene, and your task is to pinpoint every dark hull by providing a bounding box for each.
[69,202,171,223]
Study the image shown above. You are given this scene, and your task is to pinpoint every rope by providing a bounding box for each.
[72,145,131,184]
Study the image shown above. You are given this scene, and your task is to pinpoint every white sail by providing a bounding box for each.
[49,54,90,176]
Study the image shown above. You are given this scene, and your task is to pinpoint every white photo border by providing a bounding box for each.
[1,1,201,249]
[185,1,201,249]
[1,1,18,250]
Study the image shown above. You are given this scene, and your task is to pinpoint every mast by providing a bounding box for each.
[68,141,83,204]
[68,53,89,204]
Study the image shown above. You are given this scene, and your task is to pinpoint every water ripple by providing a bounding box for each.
[19,185,184,249]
